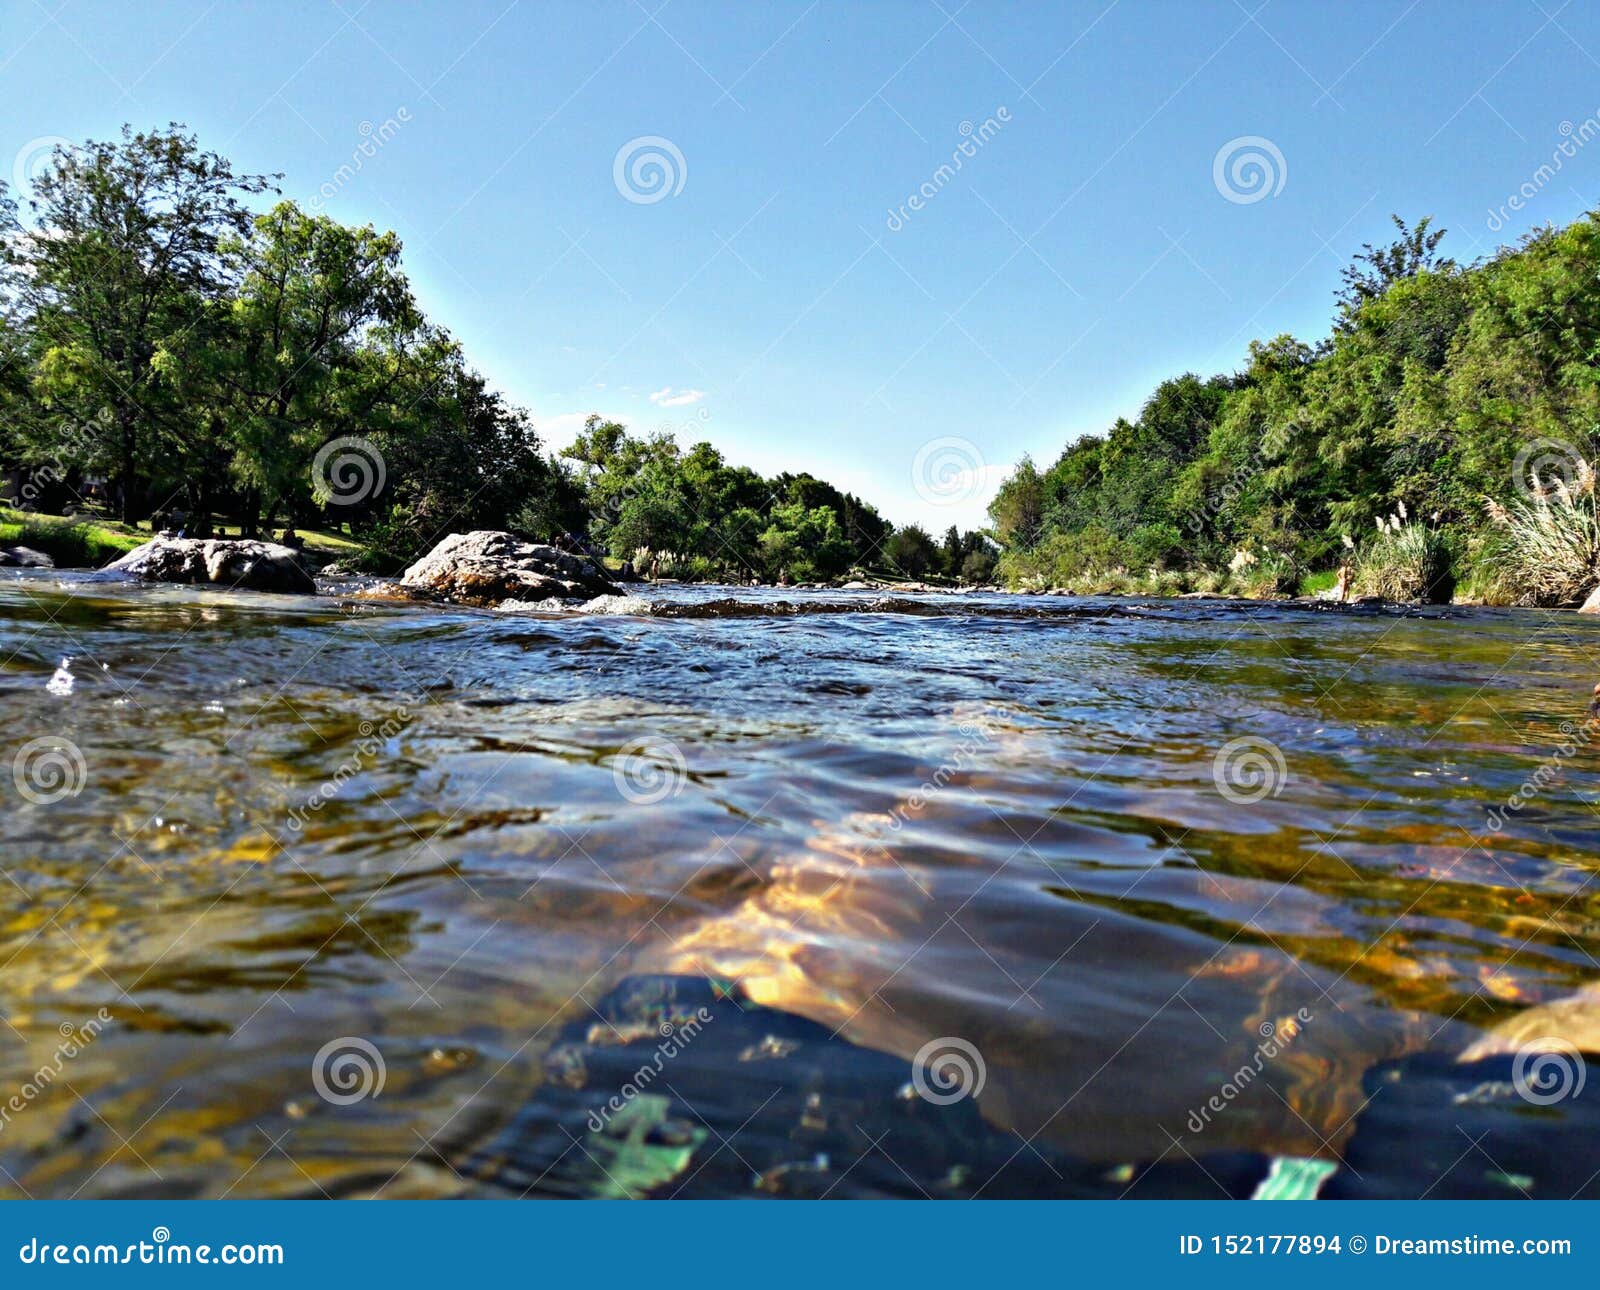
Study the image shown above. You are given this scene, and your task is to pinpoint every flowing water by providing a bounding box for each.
[2,573,1598,1197]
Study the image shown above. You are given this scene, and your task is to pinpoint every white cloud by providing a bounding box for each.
[648,386,706,408]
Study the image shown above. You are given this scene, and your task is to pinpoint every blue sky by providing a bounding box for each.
[4,1,1599,530]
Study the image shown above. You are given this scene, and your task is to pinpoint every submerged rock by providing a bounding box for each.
[401,531,620,606]
[101,536,315,594]
[1325,1047,1600,1199]
[451,974,1272,1200]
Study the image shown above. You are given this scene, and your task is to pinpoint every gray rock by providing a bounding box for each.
[1581,583,1600,613]
[400,531,620,606]
[101,537,316,594]
[0,546,55,568]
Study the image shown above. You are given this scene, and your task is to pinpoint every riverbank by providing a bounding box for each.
[0,506,364,569]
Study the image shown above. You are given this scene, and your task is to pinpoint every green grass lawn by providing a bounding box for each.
[1,507,363,568]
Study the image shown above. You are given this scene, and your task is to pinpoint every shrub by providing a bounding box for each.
[1352,504,1455,603]
[1225,546,1298,598]
[1481,463,1600,605]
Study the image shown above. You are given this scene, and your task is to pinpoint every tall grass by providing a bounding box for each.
[0,511,144,567]
[1483,461,1600,606]
[1352,504,1455,603]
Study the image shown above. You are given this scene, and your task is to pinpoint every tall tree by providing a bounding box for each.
[0,125,275,520]
[214,201,421,532]
[1336,215,1454,320]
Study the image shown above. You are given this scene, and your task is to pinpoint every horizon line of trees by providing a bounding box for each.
[987,212,1600,602]
[0,124,996,583]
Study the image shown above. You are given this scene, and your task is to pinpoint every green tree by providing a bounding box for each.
[884,523,938,576]
[0,125,276,520]
[216,201,422,533]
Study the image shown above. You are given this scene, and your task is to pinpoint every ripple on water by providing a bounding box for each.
[1,576,1598,1193]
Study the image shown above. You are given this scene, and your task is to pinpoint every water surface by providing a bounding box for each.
[1,574,1596,1196]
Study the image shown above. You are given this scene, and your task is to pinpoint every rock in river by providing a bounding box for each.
[0,546,54,568]
[400,530,620,606]
[102,536,315,594]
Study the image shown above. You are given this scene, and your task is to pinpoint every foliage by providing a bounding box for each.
[1350,506,1456,603]
[0,125,979,583]
[989,209,1600,603]
[0,509,144,565]
[1482,464,1600,605]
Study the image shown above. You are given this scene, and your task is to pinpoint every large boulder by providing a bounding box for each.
[1580,583,1600,613]
[400,531,621,605]
[102,536,316,595]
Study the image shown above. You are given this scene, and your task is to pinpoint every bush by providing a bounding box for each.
[351,506,420,575]
[1481,464,1600,605]
[1352,505,1455,603]
[1225,546,1299,598]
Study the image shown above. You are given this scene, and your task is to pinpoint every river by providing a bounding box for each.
[1,575,1595,1196]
